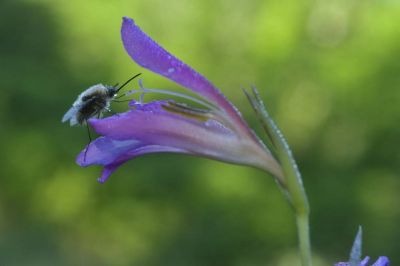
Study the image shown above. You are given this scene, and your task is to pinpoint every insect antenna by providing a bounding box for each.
[115,73,142,93]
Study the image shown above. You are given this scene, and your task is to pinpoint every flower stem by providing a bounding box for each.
[297,212,312,266]
[269,117,312,266]
[244,87,312,266]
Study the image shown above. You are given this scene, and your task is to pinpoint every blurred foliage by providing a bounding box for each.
[0,0,399,265]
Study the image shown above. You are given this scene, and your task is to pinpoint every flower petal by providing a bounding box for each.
[121,17,254,138]
[335,256,390,266]
[361,257,371,266]
[76,136,190,183]
[87,100,284,179]
[90,101,238,160]
[77,137,141,167]
[372,257,390,266]
[335,257,369,266]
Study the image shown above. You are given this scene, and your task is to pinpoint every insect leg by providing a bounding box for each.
[83,119,92,163]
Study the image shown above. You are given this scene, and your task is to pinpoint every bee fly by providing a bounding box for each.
[62,73,141,161]
[62,73,141,126]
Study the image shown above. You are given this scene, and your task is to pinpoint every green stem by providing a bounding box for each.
[297,213,312,266]
[275,123,312,266]
[244,87,312,266]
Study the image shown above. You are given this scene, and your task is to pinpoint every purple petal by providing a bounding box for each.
[372,257,390,266]
[361,257,371,266]
[88,100,282,178]
[335,257,369,266]
[91,101,240,160]
[335,256,390,266]
[121,17,254,138]
[76,136,189,183]
[77,137,141,167]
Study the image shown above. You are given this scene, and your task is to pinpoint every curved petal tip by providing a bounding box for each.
[120,16,248,130]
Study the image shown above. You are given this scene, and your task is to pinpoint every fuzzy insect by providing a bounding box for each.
[62,73,141,126]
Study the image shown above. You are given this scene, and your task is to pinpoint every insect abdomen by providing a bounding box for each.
[77,96,108,124]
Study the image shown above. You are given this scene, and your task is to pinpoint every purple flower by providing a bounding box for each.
[77,17,284,184]
[335,227,390,266]
[335,256,390,266]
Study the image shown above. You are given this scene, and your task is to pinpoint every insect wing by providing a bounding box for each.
[62,106,79,126]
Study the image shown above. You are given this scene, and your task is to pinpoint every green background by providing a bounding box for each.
[1,0,399,265]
